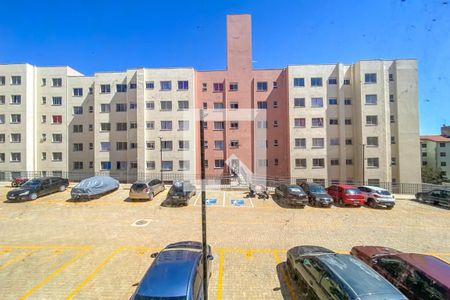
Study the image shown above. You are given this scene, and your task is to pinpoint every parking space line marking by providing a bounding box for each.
[273,251,297,300]
[193,194,200,206]
[65,246,124,300]
[217,249,224,300]
[222,192,226,207]
[0,249,36,271]
[19,247,90,300]
[222,195,226,207]
[249,198,254,208]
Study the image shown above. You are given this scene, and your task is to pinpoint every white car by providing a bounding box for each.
[358,186,395,209]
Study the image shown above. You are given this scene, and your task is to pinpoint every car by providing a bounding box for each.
[11,177,29,187]
[274,184,308,207]
[6,177,69,201]
[351,246,450,300]
[131,241,213,300]
[286,245,407,300]
[326,184,365,207]
[129,179,165,200]
[298,182,333,207]
[70,176,119,200]
[358,186,395,209]
[166,181,196,206]
[415,189,450,207]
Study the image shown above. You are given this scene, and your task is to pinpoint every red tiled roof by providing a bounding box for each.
[420,135,450,142]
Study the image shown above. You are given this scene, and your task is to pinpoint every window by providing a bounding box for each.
[215,159,225,168]
[129,122,137,129]
[41,97,46,104]
[214,140,224,150]
[116,103,127,112]
[145,101,155,110]
[11,95,21,104]
[101,161,112,170]
[312,118,324,127]
[73,106,83,115]
[52,134,62,143]
[41,133,47,141]
[440,152,446,157]
[89,106,93,113]
[392,157,397,166]
[89,87,93,94]
[294,118,306,128]
[73,143,83,151]
[52,78,62,87]
[273,120,279,128]
[202,83,207,91]
[146,161,155,170]
[312,138,324,148]
[365,94,377,105]
[116,84,127,93]
[100,142,110,151]
[328,78,337,85]
[203,122,208,129]
[73,125,83,133]
[388,73,394,81]
[162,161,173,171]
[230,121,239,129]
[116,142,127,151]
[202,141,208,148]
[146,141,155,150]
[129,83,136,89]
[213,83,224,92]
[202,102,207,109]
[404,270,446,299]
[344,98,352,105]
[116,123,127,131]
[0,153,4,163]
[295,159,307,168]
[256,81,268,91]
[129,103,136,110]
[160,81,172,91]
[230,102,239,109]
[146,81,154,89]
[368,157,379,168]
[366,115,378,126]
[52,152,62,161]
[258,159,268,167]
[158,101,172,111]
[72,162,83,170]
[329,119,338,125]
[293,78,305,87]
[273,101,278,108]
[11,76,22,85]
[230,140,239,148]
[367,136,379,147]
[179,160,190,171]
[99,84,111,94]
[0,114,4,124]
[0,76,4,85]
[313,158,325,168]
[100,123,111,131]
[311,77,323,87]
[10,152,21,162]
[295,138,306,148]
[229,82,238,91]
[179,140,189,150]
[52,96,62,106]
[213,102,224,110]
[116,161,127,170]
[422,152,427,157]
[178,120,189,130]
[330,138,339,145]
[73,88,83,96]
[161,121,172,131]
[10,114,21,124]
[346,159,353,165]
[391,136,396,144]
[365,73,377,83]
[311,97,323,107]
[178,80,189,90]
[161,140,173,151]
[345,138,352,145]
[100,103,110,113]
[214,121,224,131]
[41,152,46,160]
[0,95,5,104]
[439,142,446,147]
[294,98,305,107]
[10,133,21,143]
[389,115,395,123]
[257,101,268,109]
[331,159,339,166]
[273,140,279,146]
[345,118,352,125]
[390,94,395,102]
[328,98,337,105]
[421,143,427,148]
[441,161,447,167]
[146,121,155,130]
[344,79,350,85]
[0,134,4,143]
[178,100,189,110]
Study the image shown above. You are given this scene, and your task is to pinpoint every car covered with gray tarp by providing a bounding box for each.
[71,176,119,200]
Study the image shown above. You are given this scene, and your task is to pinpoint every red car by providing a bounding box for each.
[326,184,365,206]
[351,246,450,300]
[11,177,29,187]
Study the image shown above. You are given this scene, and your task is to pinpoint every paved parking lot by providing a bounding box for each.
[0,183,449,299]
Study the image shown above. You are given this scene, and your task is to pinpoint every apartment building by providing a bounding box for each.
[0,14,421,184]
[421,126,450,178]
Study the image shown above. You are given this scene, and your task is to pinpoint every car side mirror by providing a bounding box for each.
[207,255,214,261]
[150,252,159,258]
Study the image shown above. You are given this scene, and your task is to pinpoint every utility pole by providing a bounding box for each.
[159,137,163,182]
[200,109,208,300]
[362,143,365,185]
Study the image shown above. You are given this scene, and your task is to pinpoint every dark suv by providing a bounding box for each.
[274,184,308,207]
[166,181,196,206]
[6,177,69,201]
[299,182,333,207]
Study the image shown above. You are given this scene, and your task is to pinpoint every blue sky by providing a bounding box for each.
[0,0,448,134]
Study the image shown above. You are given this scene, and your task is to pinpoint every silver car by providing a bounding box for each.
[129,179,165,200]
[358,186,395,209]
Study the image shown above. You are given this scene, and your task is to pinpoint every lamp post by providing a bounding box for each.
[159,137,163,182]
[200,109,208,300]
[362,143,366,185]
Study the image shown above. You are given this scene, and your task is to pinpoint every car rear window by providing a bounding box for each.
[377,190,391,196]
[346,188,362,195]
[288,187,304,193]
[131,183,147,191]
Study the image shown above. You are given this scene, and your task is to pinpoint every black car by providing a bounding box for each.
[415,189,450,207]
[286,245,407,300]
[299,182,333,207]
[6,177,69,201]
[274,184,308,207]
[166,181,196,206]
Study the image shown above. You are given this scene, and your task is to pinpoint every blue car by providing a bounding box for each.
[132,241,213,300]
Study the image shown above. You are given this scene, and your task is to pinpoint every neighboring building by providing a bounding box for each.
[0,14,421,184]
[421,126,450,178]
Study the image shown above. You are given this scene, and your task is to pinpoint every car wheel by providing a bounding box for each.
[387,206,394,210]
[338,198,344,207]
[30,193,38,200]
[58,185,66,192]
[416,195,423,202]
[368,199,375,208]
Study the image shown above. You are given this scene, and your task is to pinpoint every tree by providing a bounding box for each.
[421,166,447,184]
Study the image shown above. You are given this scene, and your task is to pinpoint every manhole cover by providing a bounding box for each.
[132,219,151,227]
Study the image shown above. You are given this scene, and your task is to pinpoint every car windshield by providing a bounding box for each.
[288,187,303,193]
[346,188,362,195]
[376,190,391,196]
[21,180,41,187]
[310,186,326,193]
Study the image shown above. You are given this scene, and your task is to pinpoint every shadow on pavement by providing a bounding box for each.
[276,262,300,300]
[160,197,188,208]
